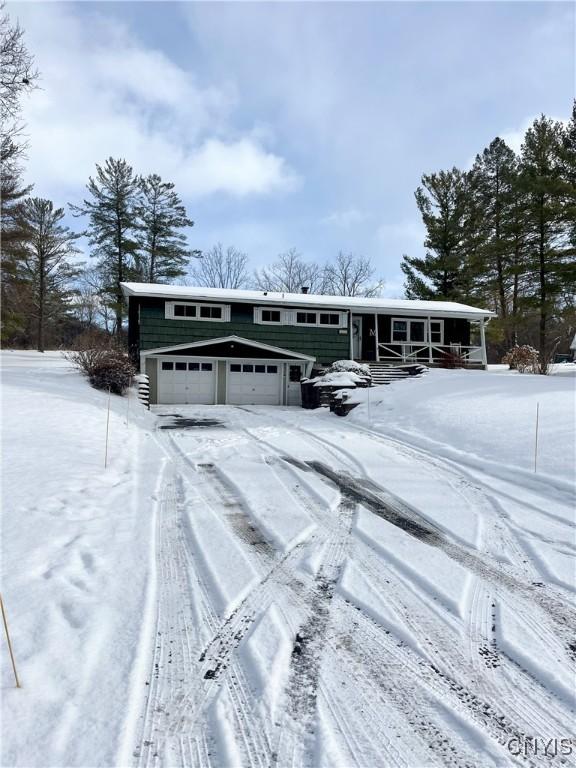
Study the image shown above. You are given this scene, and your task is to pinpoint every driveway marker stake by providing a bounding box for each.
[105,387,111,468]
[534,401,540,473]
[0,594,21,688]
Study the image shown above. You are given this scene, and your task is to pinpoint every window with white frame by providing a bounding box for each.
[254,307,347,328]
[165,302,230,322]
[429,320,444,344]
[391,318,444,343]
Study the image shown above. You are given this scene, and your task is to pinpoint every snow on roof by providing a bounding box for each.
[120,282,495,318]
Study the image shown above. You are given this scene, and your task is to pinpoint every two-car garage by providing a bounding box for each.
[157,358,283,406]
[147,336,314,406]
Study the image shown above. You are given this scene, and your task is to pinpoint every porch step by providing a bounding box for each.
[365,362,427,386]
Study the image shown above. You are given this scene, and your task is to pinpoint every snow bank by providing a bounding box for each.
[1,352,163,768]
[345,367,576,485]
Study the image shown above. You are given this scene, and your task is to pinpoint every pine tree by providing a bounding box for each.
[401,169,474,301]
[14,198,81,351]
[135,173,194,283]
[469,138,523,346]
[519,115,575,368]
[70,158,140,336]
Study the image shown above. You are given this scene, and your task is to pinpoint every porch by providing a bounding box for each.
[351,313,487,368]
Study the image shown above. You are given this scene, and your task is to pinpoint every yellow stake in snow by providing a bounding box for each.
[0,593,21,688]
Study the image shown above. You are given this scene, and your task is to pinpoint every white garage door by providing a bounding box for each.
[158,359,216,404]
[227,362,281,405]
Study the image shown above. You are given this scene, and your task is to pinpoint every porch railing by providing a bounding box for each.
[377,343,484,364]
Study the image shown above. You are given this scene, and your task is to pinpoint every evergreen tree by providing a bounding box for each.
[469,138,523,346]
[135,173,194,283]
[70,158,140,336]
[14,198,81,351]
[401,169,474,301]
[519,115,575,368]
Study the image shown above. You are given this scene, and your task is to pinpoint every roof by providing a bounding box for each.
[120,282,495,319]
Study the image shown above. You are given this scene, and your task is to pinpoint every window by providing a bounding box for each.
[391,318,444,344]
[243,364,254,373]
[411,321,425,342]
[200,305,222,320]
[188,362,200,371]
[166,302,230,322]
[255,364,266,373]
[254,306,346,328]
[261,309,281,323]
[201,363,213,372]
[429,321,443,344]
[161,361,173,371]
[392,320,408,342]
[289,365,302,382]
[297,312,317,325]
[230,364,241,372]
[267,365,278,374]
[319,313,340,325]
[174,304,196,318]
[175,362,187,371]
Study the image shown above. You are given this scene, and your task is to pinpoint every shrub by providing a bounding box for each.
[502,345,539,374]
[438,350,465,369]
[66,346,135,395]
[87,350,135,395]
[329,359,371,377]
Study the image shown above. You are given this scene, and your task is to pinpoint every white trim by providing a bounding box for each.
[141,334,316,362]
[165,301,231,322]
[374,313,379,362]
[253,306,347,328]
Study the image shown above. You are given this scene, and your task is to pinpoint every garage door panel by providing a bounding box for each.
[227,362,281,405]
[158,358,216,404]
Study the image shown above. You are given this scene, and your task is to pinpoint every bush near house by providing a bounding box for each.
[502,345,539,374]
[66,347,135,394]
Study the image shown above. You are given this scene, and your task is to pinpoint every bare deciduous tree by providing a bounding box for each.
[0,2,39,137]
[189,243,249,288]
[254,248,325,294]
[323,251,384,297]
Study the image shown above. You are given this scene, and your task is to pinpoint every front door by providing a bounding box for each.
[352,317,362,359]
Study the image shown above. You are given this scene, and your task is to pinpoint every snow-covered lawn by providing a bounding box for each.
[2,352,575,767]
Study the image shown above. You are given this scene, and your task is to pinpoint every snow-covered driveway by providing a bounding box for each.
[131,405,576,768]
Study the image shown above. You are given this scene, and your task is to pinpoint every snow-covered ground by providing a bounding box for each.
[2,352,575,767]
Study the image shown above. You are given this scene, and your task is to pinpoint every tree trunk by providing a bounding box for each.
[37,260,45,353]
[116,206,123,336]
[538,195,547,373]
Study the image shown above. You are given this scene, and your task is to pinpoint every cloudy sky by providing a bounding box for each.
[12,1,574,296]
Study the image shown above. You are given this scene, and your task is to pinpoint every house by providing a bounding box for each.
[121,282,495,406]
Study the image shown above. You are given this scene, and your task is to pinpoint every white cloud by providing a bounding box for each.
[14,2,297,201]
[321,208,370,229]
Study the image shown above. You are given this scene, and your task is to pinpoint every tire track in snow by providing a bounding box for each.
[133,465,220,768]
[303,460,576,637]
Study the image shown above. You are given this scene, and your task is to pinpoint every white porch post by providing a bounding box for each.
[427,315,433,364]
[479,317,487,368]
[374,312,379,362]
[349,312,354,359]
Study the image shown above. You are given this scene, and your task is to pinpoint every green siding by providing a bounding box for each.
[138,300,350,365]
